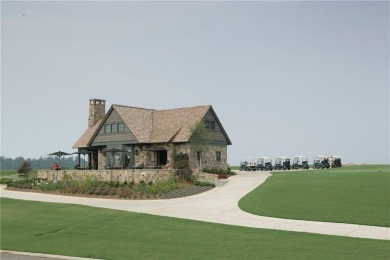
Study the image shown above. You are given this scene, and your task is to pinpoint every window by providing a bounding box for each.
[105,123,125,134]
[105,124,111,133]
[209,121,215,131]
[216,151,222,162]
[204,120,216,131]
[112,123,118,133]
[118,123,124,132]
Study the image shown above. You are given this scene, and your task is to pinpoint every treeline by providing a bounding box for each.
[0,156,86,170]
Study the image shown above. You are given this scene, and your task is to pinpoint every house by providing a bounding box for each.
[73,99,232,170]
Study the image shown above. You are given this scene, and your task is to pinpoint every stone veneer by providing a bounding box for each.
[37,169,218,184]
[179,144,227,170]
[38,169,173,184]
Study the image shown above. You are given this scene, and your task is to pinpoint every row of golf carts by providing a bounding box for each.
[240,156,342,171]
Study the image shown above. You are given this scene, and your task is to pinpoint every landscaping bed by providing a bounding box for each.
[2,175,218,200]
[1,167,235,200]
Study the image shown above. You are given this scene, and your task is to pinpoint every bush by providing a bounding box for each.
[217,174,229,179]
[194,179,215,187]
[17,161,32,176]
[203,167,236,176]
[4,175,186,199]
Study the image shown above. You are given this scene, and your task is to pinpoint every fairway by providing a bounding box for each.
[239,165,390,227]
[1,198,389,259]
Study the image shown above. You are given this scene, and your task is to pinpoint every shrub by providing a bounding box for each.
[203,167,236,176]
[109,188,117,196]
[218,174,229,179]
[194,179,215,187]
[0,177,13,185]
[17,161,32,177]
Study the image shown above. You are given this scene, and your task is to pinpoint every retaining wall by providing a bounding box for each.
[37,169,173,184]
[37,169,218,184]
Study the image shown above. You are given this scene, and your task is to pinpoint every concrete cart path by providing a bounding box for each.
[1,171,389,241]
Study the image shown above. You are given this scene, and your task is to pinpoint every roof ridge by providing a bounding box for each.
[113,104,156,111]
[156,105,211,112]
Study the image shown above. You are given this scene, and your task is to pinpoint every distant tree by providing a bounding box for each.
[1,156,82,170]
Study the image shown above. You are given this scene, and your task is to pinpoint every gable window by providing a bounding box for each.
[216,151,222,162]
[204,120,216,131]
[105,123,125,134]
[118,123,124,132]
[105,124,111,133]
[112,123,118,133]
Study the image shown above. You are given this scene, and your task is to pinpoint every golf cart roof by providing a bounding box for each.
[241,157,254,162]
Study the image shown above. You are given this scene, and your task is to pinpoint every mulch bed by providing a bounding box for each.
[4,185,214,200]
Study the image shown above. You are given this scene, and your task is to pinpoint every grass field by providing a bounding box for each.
[0,170,17,177]
[239,165,390,227]
[1,198,389,259]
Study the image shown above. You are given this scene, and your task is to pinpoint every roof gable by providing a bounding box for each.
[73,118,103,148]
[76,103,231,147]
[150,106,211,143]
[114,105,154,143]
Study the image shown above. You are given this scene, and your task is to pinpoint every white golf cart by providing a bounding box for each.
[313,156,330,169]
[292,156,310,169]
[274,157,291,170]
[256,157,273,171]
[240,157,257,171]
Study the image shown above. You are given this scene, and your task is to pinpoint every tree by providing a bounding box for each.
[188,120,210,170]
[172,152,192,181]
[17,161,32,179]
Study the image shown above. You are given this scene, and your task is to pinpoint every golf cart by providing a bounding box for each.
[240,157,257,171]
[292,156,310,169]
[313,156,330,169]
[330,155,342,168]
[274,157,291,170]
[256,157,273,171]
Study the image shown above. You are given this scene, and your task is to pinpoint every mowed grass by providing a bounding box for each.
[1,198,389,259]
[239,165,390,227]
[0,170,17,177]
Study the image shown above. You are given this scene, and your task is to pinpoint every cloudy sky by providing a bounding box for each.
[1,1,389,165]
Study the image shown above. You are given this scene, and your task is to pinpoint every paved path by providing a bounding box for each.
[1,171,389,241]
[0,250,101,260]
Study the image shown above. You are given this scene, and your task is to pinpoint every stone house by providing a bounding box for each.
[73,99,232,171]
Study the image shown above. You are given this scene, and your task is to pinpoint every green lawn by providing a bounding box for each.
[239,165,390,227]
[1,198,389,259]
[0,170,17,177]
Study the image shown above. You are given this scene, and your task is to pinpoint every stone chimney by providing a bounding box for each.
[88,98,105,127]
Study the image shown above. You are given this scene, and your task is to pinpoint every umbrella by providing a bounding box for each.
[104,148,127,168]
[48,150,70,167]
[104,148,127,155]
[72,150,93,168]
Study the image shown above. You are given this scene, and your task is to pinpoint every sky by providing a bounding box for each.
[1,1,389,165]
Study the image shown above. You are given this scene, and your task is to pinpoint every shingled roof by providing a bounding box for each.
[73,103,231,148]
[73,118,103,148]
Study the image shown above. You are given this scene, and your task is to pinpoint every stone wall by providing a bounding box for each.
[98,151,106,170]
[202,145,228,170]
[193,172,218,182]
[38,169,174,184]
[182,144,227,170]
[37,169,218,184]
